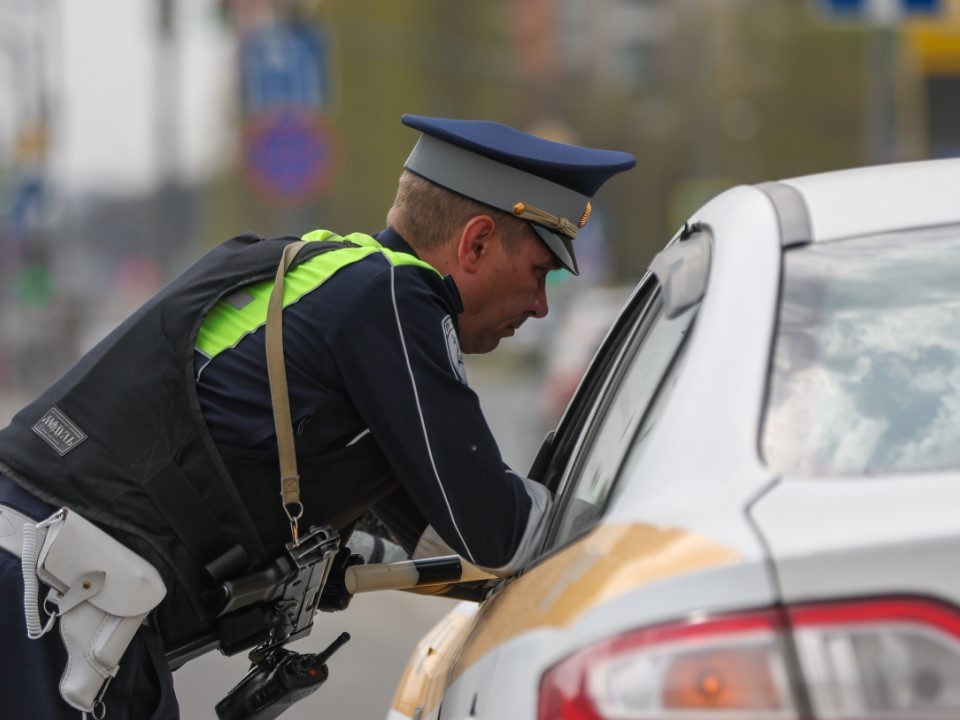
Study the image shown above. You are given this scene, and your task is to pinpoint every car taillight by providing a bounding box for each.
[538,597,960,720]
[790,598,960,718]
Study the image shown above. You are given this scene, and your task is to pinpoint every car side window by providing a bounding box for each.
[541,280,697,552]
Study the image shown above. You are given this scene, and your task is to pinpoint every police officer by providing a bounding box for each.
[0,114,635,718]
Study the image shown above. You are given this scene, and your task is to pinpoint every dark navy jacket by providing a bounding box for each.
[195,228,539,569]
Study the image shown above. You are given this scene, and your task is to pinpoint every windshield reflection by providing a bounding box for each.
[763,226,960,476]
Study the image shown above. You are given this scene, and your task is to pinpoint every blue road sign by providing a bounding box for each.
[240,23,332,114]
[818,0,941,19]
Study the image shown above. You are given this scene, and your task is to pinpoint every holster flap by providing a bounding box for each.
[37,509,166,617]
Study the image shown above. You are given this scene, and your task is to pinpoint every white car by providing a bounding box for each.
[383,158,960,720]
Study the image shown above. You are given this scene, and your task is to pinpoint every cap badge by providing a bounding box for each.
[512,201,579,240]
[579,202,592,229]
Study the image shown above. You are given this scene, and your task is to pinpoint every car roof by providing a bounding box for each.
[777,157,960,243]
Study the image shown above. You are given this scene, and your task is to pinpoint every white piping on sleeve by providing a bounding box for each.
[389,265,476,564]
[346,428,371,446]
[195,353,211,381]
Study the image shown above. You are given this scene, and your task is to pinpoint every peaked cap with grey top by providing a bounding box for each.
[401,114,637,275]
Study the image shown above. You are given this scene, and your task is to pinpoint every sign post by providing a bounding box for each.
[813,0,947,162]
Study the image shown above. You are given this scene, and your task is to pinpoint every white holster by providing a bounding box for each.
[23,508,167,714]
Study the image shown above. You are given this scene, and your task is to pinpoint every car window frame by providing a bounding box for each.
[541,288,704,555]
[543,289,670,547]
[525,227,711,563]
[533,273,660,491]
[525,274,665,554]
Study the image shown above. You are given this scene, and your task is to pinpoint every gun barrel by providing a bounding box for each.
[344,556,494,594]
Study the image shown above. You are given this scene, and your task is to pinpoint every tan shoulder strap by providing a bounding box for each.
[266,240,307,544]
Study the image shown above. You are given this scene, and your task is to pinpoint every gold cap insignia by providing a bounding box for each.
[511,201,579,240]
[578,202,592,229]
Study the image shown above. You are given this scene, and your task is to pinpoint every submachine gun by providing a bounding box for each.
[166,524,359,720]
[206,525,348,659]
[167,520,494,720]
[202,527,487,720]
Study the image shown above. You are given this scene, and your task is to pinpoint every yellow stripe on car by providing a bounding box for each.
[390,522,740,719]
[390,603,477,720]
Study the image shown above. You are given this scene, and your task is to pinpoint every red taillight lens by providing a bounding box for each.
[539,598,960,720]
[538,609,795,720]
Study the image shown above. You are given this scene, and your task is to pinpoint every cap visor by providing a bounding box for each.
[532,224,579,276]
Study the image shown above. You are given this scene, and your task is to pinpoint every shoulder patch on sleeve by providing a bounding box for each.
[442,315,468,385]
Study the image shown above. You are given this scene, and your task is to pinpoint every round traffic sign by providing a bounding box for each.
[242,110,341,206]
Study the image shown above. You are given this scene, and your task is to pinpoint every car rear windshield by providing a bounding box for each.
[762,225,960,476]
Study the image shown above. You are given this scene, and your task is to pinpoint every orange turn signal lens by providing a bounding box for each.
[663,646,784,710]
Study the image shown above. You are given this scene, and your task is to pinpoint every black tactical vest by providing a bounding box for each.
[0,233,396,648]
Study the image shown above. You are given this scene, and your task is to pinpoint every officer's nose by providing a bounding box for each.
[529,279,549,319]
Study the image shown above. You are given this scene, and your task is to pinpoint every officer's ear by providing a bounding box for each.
[457,215,498,274]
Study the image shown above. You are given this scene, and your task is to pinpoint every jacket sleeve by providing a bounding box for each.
[329,263,552,572]
[371,472,552,576]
